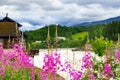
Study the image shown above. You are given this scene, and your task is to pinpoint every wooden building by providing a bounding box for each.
[0,14,22,48]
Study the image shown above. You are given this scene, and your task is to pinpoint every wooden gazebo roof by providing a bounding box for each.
[0,14,22,27]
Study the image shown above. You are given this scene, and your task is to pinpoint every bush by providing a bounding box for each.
[91,36,113,56]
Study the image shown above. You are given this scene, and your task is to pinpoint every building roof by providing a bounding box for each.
[0,22,19,38]
[0,14,22,27]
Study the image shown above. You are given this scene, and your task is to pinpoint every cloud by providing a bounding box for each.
[42,0,64,10]
[0,0,120,30]
[19,22,44,31]
[61,0,120,8]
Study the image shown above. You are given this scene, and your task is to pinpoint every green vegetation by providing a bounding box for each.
[103,21,120,41]
[25,24,87,49]
[88,20,120,41]
[72,32,88,40]
[25,25,73,42]
[25,20,120,49]
[91,36,113,56]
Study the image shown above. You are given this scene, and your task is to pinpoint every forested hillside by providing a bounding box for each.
[88,20,120,41]
[25,20,120,49]
[25,24,87,42]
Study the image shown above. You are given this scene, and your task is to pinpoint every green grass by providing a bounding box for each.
[72,31,88,40]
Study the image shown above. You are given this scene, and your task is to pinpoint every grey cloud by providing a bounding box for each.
[61,0,120,8]
[0,0,63,11]
[1,0,120,30]
[0,0,34,11]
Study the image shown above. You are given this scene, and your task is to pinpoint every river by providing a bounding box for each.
[34,48,102,80]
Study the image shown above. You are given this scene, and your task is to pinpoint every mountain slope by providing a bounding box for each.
[72,16,120,27]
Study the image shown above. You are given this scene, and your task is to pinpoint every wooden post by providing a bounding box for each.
[55,24,58,52]
[47,26,50,54]
[118,33,119,43]
[8,35,10,43]
[12,38,14,47]
[87,33,89,43]
[72,52,75,69]
[67,47,68,60]
[22,32,24,46]
[15,23,19,43]
[8,35,11,48]
[67,46,68,80]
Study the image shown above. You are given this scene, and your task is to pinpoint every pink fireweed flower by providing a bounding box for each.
[18,53,33,68]
[81,53,95,80]
[13,44,34,67]
[82,53,93,69]
[4,50,17,65]
[14,44,23,53]
[39,71,49,80]
[42,52,61,77]
[0,65,5,76]
[0,44,35,80]
[89,71,96,80]
[8,44,33,68]
[62,61,83,80]
[30,70,35,80]
[103,63,114,77]
[64,61,72,69]
[0,45,4,55]
[114,49,120,62]
[69,69,82,80]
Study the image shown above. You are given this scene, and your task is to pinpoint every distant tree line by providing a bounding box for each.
[24,24,87,43]
[25,20,120,49]
[88,20,120,41]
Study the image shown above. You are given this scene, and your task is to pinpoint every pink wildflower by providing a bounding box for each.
[114,49,120,62]
[0,65,5,76]
[82,53,93,69]
[69,69,82,80]
[42,52,61,78]
[103,63,114,77]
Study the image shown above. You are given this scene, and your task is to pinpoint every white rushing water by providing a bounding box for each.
[34,48,102,80]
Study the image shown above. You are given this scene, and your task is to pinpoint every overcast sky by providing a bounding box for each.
[0,0,120,31]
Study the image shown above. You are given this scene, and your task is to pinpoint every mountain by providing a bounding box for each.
[72,16,120,27]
